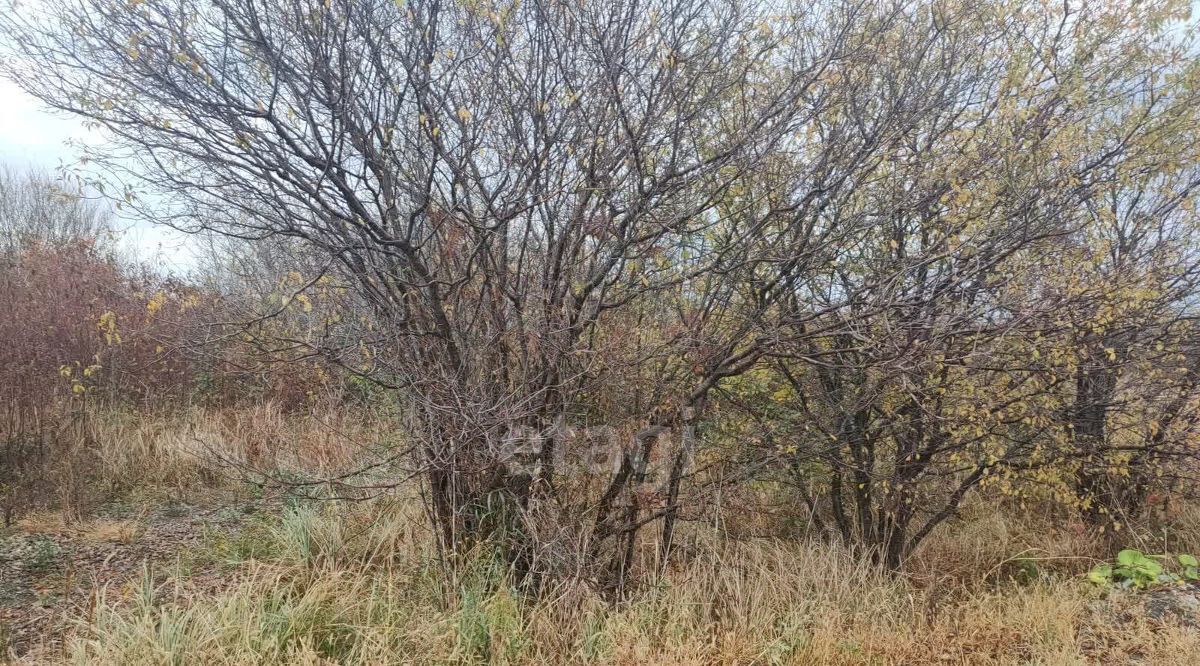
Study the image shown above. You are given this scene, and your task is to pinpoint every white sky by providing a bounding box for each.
[0,78,199,273]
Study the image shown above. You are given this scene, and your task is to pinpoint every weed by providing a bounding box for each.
[1087,548,1200,589]
[30,536,62,571]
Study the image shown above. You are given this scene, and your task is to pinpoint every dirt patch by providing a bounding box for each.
[1078,583,1200,663]
[0,494,259,662]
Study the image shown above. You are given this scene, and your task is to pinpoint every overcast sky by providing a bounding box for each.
[4,3,1195,275]
[0,78,199,273]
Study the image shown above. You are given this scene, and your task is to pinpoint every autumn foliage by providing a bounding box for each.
[3,0,1200,586]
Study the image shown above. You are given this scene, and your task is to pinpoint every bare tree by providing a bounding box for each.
[0,0,881,579]
[5,0,1199,583]
[741,0,1200,567]
[0,167,110,253]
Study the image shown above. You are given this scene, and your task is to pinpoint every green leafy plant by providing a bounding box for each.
[1178,553,1200,581]
[1087,549,1200,589]
[25,535,63,573]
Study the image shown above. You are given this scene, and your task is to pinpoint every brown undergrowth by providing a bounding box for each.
[3,406,1200,665]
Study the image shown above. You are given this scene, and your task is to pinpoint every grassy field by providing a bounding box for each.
[2,406,1200,665]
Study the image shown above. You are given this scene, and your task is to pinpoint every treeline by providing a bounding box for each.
[2,0,1200,583]
[0,170,353,411]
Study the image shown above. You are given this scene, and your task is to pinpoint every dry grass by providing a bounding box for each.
[12,513,143,545]
[907,500,1105,591]
[9,406,1200,664]
[1,401,398,522]
[88,402,396,488]
[52,499,1200,665]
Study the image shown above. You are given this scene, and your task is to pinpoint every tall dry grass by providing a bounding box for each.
[87,401,398,488]
[10,405,1200,665]
[2,400,398,524]
[58,497,1200,665]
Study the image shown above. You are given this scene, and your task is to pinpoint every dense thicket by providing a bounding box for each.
[3,0,1200,581]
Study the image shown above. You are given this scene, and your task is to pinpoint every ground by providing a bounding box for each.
[0,490,261,661]
[6,492,1200,663]
[4,431,1200,666]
